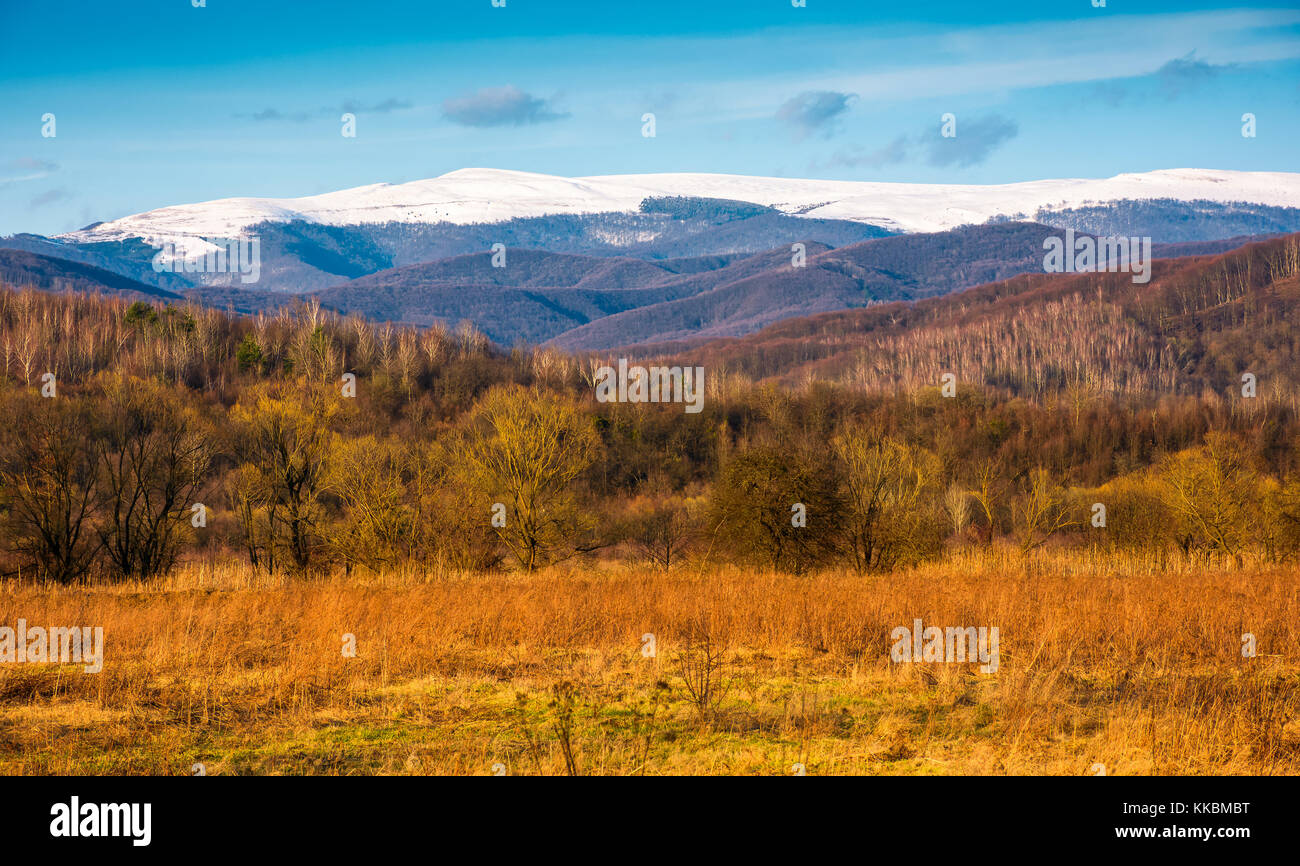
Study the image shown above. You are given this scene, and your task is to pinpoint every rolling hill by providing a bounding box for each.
[646,233,1300,402]
[0,249,181,301]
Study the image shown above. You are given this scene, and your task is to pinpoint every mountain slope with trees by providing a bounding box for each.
[656,233,1300,404]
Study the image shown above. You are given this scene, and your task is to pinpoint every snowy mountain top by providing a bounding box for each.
[60,167,1300,258]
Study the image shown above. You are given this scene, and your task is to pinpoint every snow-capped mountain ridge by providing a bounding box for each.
[61,167,1300,260]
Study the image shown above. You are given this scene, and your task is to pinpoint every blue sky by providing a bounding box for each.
[2,0,1298,235]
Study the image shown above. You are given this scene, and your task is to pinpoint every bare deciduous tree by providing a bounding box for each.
[455,386,599,571]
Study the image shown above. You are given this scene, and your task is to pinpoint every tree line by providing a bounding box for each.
[0,288,1298,581]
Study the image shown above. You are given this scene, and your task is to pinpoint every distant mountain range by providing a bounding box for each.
[56,166,1300,251]
[3,167,1300,348]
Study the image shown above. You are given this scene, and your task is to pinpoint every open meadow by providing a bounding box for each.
[3,549,1298,776]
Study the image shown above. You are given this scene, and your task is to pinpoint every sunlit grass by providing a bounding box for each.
[1,548,1297,775]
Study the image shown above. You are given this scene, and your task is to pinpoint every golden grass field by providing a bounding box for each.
[2,548,1298,776]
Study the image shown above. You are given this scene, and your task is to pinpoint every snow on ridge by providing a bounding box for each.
[60,168,1300,254]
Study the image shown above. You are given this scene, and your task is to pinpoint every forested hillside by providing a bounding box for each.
[664,233,1300,404]
[0,249,181,302]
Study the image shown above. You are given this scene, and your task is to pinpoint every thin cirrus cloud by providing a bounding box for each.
[926,114,1019,167]
[29,188,70,209]
[441,86,568,127]
[832,134,911,169]
[338,98,411,115]
[775,90,856,138]
[1088,51,1237,107]
[239,99,411,122]
[770,9,1298,118]
[1157,51,1236,98]
[830,113,1019,170]
[243,107,313,123]
[1,157,59,186]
